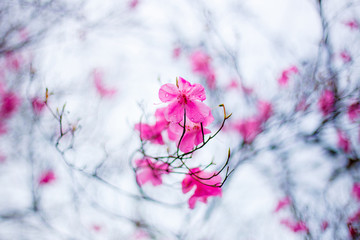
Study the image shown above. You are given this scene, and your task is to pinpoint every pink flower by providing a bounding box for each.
[280,219,309,233]
[159,77,211,123]
[5,51,23,72]
[182,168,222,209]
[129,0,139,9]
[91,224,102,232]
[93,69,117,98]
[0,91,21,119]
[39,170,56,185]
[205,68,216,89]
[189,50,217,89]
[190,50,211,74]
[274,196,291,213]
[0,122,7,135]
[337,130,351,153]
[234,117,262,144]
[134,107,170,145]
[340,50,352,63]
[135,158,170,186]
[321,221,329,231]
[168,113,214,153]
[135,123,164,145]
[295,98,309,112]
[31,97,46,115]
[318,90,335,116]
[348,102,360,122]
[352,183,360,201]
[173,47,181,59]
[348,209,360,238]
[344,20,359,30]
[257,100,273,122]
[278,65,299,86]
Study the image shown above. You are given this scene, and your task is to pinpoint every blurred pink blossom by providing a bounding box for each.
[135,158,170,186]
[39,170,56,185]
[5,51,23,72]
[173,47,181,59]
[159,77,210,123]
[129,0,139,9]
[340,50,352,63]
[274,196,291,212]
[348,102,360,122]
[257,100,273,122]
[318,90,335,116]
[31,97,46,115]
[278,65,299,86]
[352,183,360,201]
[0,91,21,119]
[337,130,351,153]
[234,117,262,144]
[182,168,222,209]
[344,19,359,30]
[321,221,329,231]
[190,50,217,89]
[93,69,117,98]
[280,219,309,233]
[91,224,102,232]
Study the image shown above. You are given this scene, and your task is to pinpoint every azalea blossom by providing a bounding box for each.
[344,19,359,30]
[257,100,273,122]
[353,183,360,201]
[233,117,262,144]
[134,107,170,145]
[274,196,291,212]
[189,50,217,89]
[158,77,210,123]
[182,168,222,209]
[135,123,164,145]
[278,65,299,86]
[348,102,360,122]
[321,221,329,231]
[39,170,56,185]
[93,69,117,98]
[168,112,214,153]
[0,91,21,119]
[31,97,46,115]
[135,158,170,186]
[318,90,335,116]
[173,47,181,59]
[337,130,351,153]
[280,219,309,233]
[5,51,23,72]
[340,50,352,63]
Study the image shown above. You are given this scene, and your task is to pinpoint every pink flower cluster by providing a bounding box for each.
[280,219,309,233]
[0,83,21,134]
[92,69,117,98]
[337,130,351,153]
[190,50,216,89]
[278,65,299,86]
[137,77,213,152]
[39,170,56,185]
[318,90,335,117]
[348,102,360,122]
[233,100,273,143]
[134,77,222,208]
[182,168,222,209]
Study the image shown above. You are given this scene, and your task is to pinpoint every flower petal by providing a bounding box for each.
[165,101,184,123]
[185,101,210,123]
[188,83,206,101]
[159,83,178,102]
[178,77,191,91]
